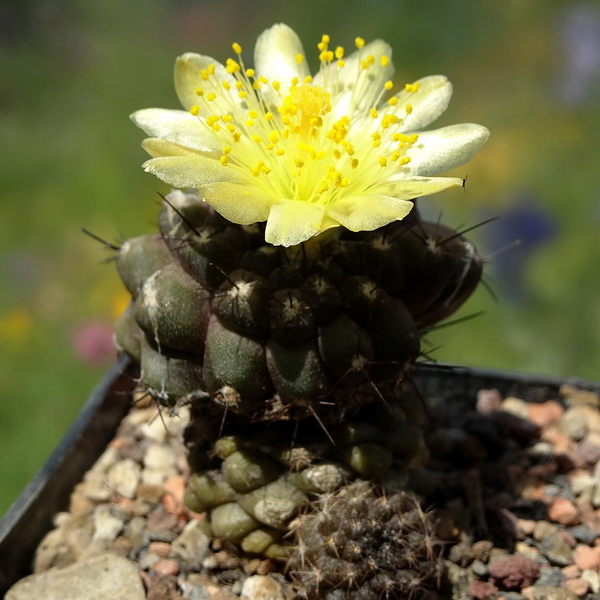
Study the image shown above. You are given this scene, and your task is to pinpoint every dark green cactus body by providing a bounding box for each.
[112,189,482,558]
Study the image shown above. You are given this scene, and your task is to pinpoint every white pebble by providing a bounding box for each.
[107,459,141,499]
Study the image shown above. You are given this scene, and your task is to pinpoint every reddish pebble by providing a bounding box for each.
[528,400,564,428]
[563,577,590,597]
[558,528,578,548]
[548,497,580,526]
[562,564,581,579]
[150,558,180,576]
[162,476,186,516]
[469,580,499,599]
[542,428,573,454]
[488,555,540,589]
[148,541,171,558]
[574,545,600,570]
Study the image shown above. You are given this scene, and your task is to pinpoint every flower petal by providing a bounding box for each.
[314,38,393,116]
[142,138,200,158]
[404,123,490,176]
[131,108,220,154]
[384,175,465,199]
[390,75,453,131]
[254,23,310,104]
[265,201,325,246]
[327,194,413,231]
[198,182,273,225]
[174,53,239,113]
[143,156,244,188]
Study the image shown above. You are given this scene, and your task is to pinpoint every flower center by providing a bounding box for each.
[189,34,423,206]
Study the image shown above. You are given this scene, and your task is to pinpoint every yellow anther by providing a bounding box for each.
[222,81,231,90]
[253,81,261,90]
[291,76,299,87]
[260,163,271,174]
[405,104,413,114]
[337,177,348,188]
[379,157,388,167]
[351,158,359,169]
[201,69,209,80]
[389,97,399,106]
[360,59,368,70]
[195,87,204,96]
[355,37,365,49]
[409,133,419,144]
[238,91,247,99]
[317,180,330,194]
[337,60,345,67]
[208,64,215,75]
[220,156,228,166]
[222,115,233,123]
[233,132,241,142]
[319,50,334,62]
[321,34,330,44]
[304,75,313,83]
[235,81,243,90]
[316,151,326,160]
[269,130,279,144]
[391,151,400,161]
[295,158,305,168]
[405,82,421,93]
[226,58,240,73]
[232,42,242,54]
[206,115,219,126]
[190,105,200,116]
[226,124,236,133]
[248,110,258,118]
[345,143,355,156]
[206,92,216,101]
[370,108,378,119]
[381,114,399,128]
[272,81,281,91]
[246,68,255,77]
[335,46,344,59]
[380,55,390,67]
[212,124,221,132]
[367,55,375,65]
[399,157,411,165]
[384,80,393,90]
[265,112,274,121]
[282,129,290,139]
[223,146,232,154]
[333,149,341,159]
[296,54,304,64]
[246,119,255,126]
[276,148,285,156]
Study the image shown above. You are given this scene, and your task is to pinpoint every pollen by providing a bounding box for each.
[190,105,199,116]
[296,54,304,64]
[232,42,242,54]
[355,36,365,49]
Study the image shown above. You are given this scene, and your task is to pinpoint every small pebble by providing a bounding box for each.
[477,389,503,414]
[147,542,171,558]
[150,558,180,576]
[528,401,564,428]
[561,565,580,579]
[107,459,141,499]
[581,569,600,593]
[536,566,566,588]
[569,524,598,545]
[562,577,589,597]
[240,575,285,600]
[573,545,600,570]
[539,533,575,567]
[500,397,530,419]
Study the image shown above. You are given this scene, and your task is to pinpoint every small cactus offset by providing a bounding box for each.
[110,23,488,597]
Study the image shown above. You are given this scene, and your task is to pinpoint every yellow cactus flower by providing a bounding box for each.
[132,24,489,247]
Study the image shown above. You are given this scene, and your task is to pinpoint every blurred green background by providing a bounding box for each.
[2,0,600,516]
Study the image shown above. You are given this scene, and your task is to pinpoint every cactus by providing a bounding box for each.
[107,22,488,596]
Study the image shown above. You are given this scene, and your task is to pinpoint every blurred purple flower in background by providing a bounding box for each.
[484,194,557,303]
[70,321,116,367]
[556,2,600,108]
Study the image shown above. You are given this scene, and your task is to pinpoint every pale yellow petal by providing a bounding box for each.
[383,175,464,199]
[388,75,453,131]
[131,108,220,153]
[314,38,393,116]
[142,138,200,158]
[404,123,490,176]
[265,201,325,246]
[327,194,413,232]
[254,23,310,104]
[174,53,239,113]
[142,156,243,188]
[197,182,272,225]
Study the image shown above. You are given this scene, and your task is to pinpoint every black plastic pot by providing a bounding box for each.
[1,358,599,595]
